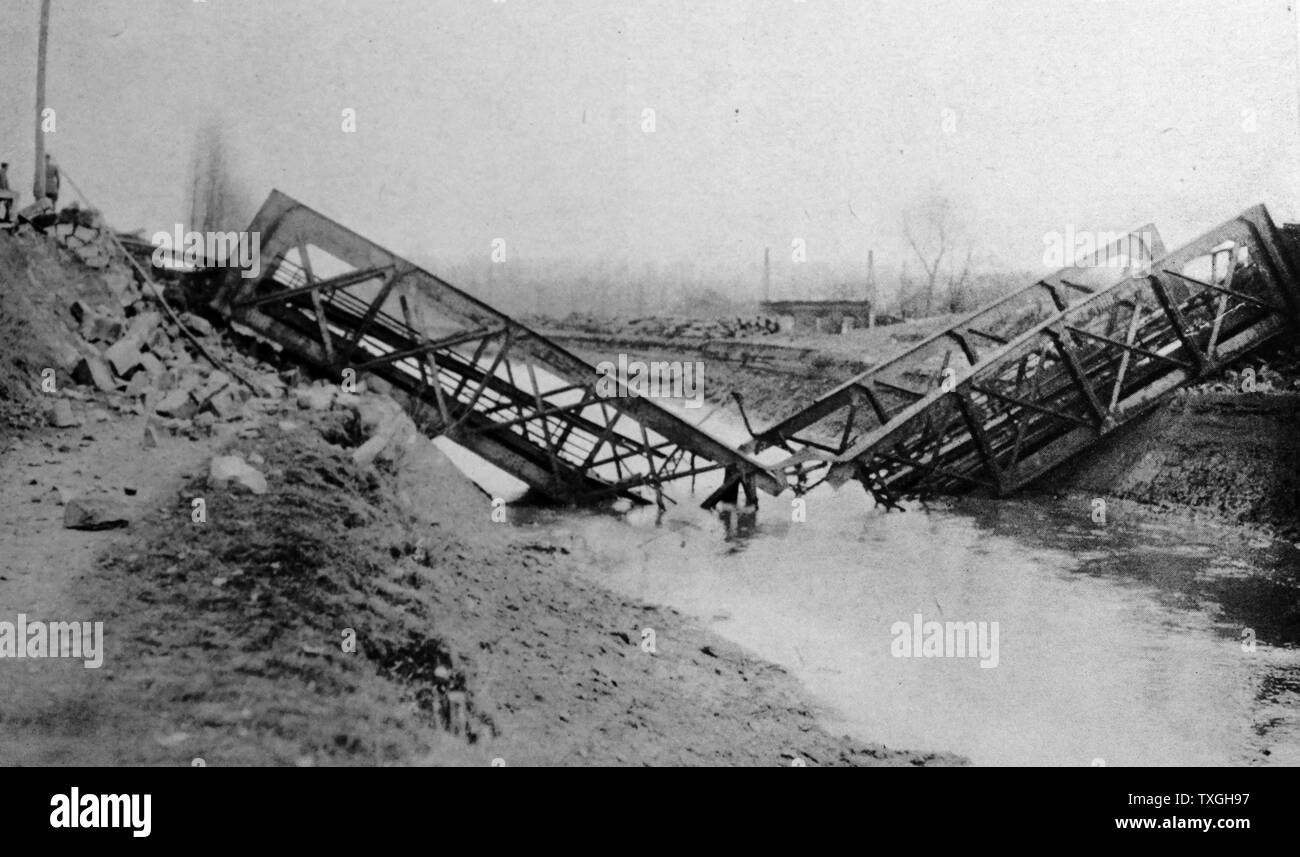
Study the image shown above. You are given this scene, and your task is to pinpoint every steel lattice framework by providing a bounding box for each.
[213,191,781,507]
[211,194,1299,516]
[747,206,1300,506]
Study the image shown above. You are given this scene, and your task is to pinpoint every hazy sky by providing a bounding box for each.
[3,0,1300,289]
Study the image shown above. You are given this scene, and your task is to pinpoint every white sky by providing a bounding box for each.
[3,0,1299,286]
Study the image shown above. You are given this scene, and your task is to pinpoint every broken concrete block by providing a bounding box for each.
[124,371,153,398]
[180,313,215,337]
[71,356,116,392]
[103,311,160,372]
[70,300,93,324]
[75,245,109,269]
[103,339,144,377]
[128,311,161,341]
[138,351,164,379]
[208,455,268,495]
[102,270,137,306]
[82,313,125,344]
[205,389,242,421]
[47,400,82,428]
[63,496,131,530]
[155,389,198,420]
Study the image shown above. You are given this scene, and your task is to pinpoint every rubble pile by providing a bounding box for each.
[49,282,291,444]
[13,200,120,269]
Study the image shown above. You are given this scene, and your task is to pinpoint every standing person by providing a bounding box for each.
[0,162,13,222]
[34,153,58,207]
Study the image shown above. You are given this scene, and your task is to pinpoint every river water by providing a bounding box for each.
[435,402,1300,767]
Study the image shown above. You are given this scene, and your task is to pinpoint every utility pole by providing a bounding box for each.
[1294,0,1300,216]
[762,246,771,303]
[34,0,51,201]
[865,248,877,328]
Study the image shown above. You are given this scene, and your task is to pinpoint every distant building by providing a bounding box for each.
[760,299,877,334]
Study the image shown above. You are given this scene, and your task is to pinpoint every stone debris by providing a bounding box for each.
[208,454,269,495]
[180,312,215,338]
[47,399,82,428]
[72,356,116,393]
[63,495,132,530]
[28,213,290,441]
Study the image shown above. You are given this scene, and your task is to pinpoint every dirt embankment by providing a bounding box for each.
[1048,391,1300,541]
[3,400,960,766]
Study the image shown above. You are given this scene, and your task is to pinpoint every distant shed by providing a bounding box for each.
[760,299,875,334]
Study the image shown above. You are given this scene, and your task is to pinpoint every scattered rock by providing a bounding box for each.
[208,455,268,495]
[155,389,198,420]
[71,356,116,392]
[138,351,165,379]
[63,496,131,530]
[180,313,215,337]
[47,400,82,428]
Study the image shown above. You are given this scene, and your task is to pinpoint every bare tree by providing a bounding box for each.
[902,193,972,316]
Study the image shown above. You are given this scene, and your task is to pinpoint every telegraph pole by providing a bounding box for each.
[34,0,51,201]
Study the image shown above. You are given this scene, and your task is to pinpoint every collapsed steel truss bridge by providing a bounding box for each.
[744,206,1300,507]
[213,194,1299,514]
